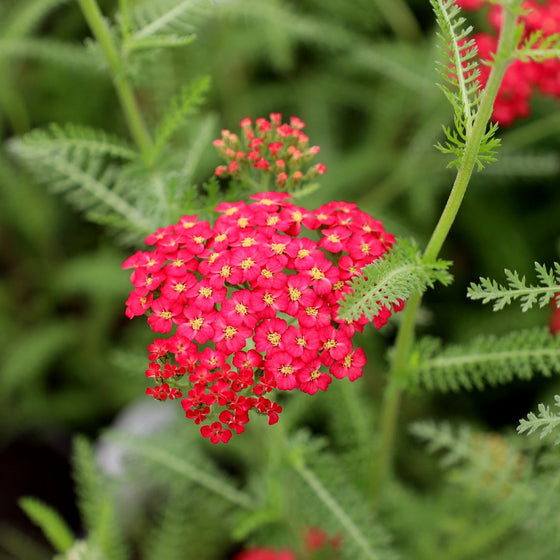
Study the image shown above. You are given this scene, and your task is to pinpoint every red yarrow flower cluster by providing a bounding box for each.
[123,191,400,443]
[456,0,560,125]
[214,113,326,190]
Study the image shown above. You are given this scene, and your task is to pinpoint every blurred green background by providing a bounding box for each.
[1,0,560,558]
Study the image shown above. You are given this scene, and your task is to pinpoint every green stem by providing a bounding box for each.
[372,3,521,504]
[77,0,153,161]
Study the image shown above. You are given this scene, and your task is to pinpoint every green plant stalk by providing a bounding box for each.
[77,0,153,161]
[372,3,521,504]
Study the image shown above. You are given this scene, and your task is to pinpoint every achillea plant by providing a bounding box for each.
[123,115,401,443]
[456,0,560,124]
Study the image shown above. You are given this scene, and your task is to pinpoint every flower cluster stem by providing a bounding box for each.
[77,0,153,162]
[372,2,522,506]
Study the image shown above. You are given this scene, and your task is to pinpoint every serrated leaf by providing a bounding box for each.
[467,262,560,311]
[338,239,452,322]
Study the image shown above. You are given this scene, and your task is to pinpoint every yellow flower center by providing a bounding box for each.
[267,216,279,225]
[280,364,293,375]
[360,243,370,255]
[215,233,227,242]
[310,267,324,280]
[310,369,321,380]
[271,243,286,254]
[220,265,231,277]
[323,339,337,350]
[292,210,303,222]
[263,294,275,305]
[242,237,256,247]
[288,287,302,301]
[224,207,239,216]
[267,332,282,346]
[343,354,353,367]
[174,283,186,292]
[235,303,248,315]
[241,257,255,270]
[261,269,273,279]
[199,287,213,298]
[327,234,340,243]
[305,306,318,317]
[297,249,310,259]
[190,317,204,330]
[333,281,345,291]
[194,236,205,245]
[161,311,173,320]
[237,217,249,228]
[296,336,307,347]
[224,325,238,339]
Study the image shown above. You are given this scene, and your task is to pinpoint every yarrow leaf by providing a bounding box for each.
[19,497,75,554]
[412,328,560,393]
[148,75,211,165]
[338,239,452,323]
[467,262,560,311]
[515,31,560,62]
[430,0,500,170]
[518,395,560,443]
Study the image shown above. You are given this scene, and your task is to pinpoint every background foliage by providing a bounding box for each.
[1,0,560,559]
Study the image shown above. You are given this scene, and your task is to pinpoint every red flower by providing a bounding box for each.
[124,116,401,443]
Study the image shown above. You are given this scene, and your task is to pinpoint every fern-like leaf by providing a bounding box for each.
[411,327,560,392]
[289,432,397,560]
[467,262,560,311]
[411,421,527,497]
[19,497,75,554]
[72,437,128,560]
[516,30,560,62]
[111,434,255,509]
[518,395,560,443]
[148,75,211,165]
[338,239,452,322]
[8,128,157,240]
[430,0,500,169]
[122,0,212,53]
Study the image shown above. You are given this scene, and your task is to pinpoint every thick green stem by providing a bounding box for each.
[77,0,153,161]
[372,4,521,504]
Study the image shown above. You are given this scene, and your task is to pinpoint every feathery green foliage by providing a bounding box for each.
[7,128,158,241]
[288,432,396,560]
[72,436,128,560]
[148,75,211,165]
[431,0,500,170]
[19,498,74,554]
[518,395,560,443]
[120,0,210,54]
[467,262,560,311]
[411,327,560,392]
[111,434,255,509]
[516,31,560,62]
[338,239,452,322]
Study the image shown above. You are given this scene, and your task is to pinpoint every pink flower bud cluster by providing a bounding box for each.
[214,113,326,190]
[122,191,400,444]
[457,0,560,125]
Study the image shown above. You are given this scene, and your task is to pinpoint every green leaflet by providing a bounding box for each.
[518,395,560,443]
[411,327,560,392]
[19,497,75,554]
[338,239,452,323]
[467,261,560,311]
[431,0,500,170]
